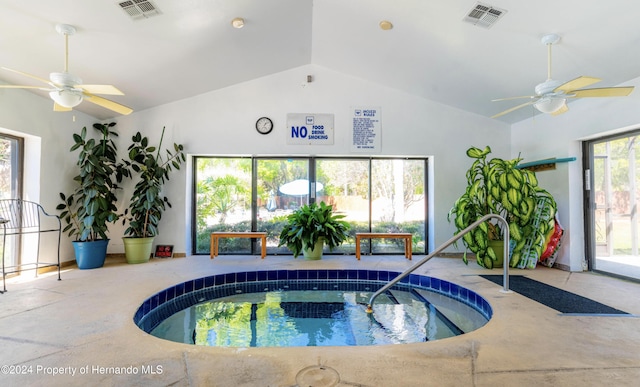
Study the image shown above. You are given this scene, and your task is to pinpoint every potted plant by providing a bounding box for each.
[57,122,130,269]
[278,201,351,260]
[121,127,186,264]
[448,146,557,269]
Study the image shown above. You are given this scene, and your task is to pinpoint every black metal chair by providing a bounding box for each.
[0,199,61,293]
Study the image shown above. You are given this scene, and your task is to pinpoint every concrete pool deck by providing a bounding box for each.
[1,254,640,386]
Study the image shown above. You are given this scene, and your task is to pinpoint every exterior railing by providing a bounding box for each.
[366,214,511,313]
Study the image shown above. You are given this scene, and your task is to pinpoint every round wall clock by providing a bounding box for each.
[255,117,273,135]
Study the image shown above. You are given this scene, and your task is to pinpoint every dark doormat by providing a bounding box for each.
[480,275,629,315]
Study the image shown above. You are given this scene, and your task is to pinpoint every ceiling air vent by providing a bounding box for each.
[463,2,507,29]
[118,0,161,20]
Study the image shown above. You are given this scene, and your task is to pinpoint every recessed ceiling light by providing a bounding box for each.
[231,17,245,29]
[379,20,393,30]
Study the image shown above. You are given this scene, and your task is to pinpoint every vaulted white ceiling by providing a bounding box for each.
[1,0,639,124]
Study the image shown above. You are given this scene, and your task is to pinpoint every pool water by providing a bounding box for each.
[147,280,489,347]
[135,270,492,347]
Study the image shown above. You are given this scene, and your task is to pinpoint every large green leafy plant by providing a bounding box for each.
[278,201,351,257]
[57,122,130,241]
[122,127,186,238]
[448,146,556,268]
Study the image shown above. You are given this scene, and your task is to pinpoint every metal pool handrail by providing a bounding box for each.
[365,214,511,313]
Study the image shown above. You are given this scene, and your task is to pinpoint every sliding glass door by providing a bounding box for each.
[585,131,640,280]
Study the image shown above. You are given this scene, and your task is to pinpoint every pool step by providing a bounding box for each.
[409,290,464,337]
[385,289,462,341]
[412,289,489,333]
[364,290,432,343]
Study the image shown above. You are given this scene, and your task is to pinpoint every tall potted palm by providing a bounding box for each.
[448,146,557,269]
[121,127,186,263]
[278,201,351,259]
[57,122,130,269]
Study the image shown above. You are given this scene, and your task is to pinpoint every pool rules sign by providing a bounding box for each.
[286,113,334,145]
[351,107,381,152]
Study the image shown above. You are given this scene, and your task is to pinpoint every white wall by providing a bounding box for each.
[0,87,97,264]
[511,75,640,271]
[3,67,638,268]
[112,64,511,256]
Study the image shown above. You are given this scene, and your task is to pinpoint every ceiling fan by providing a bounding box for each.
[491,33,634,119]
[0,24,132,115]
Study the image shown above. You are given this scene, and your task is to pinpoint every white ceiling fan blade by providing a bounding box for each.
[492,95,536,102]
[77,84,124,95]
[570,87,634,98]
[83,92,133,115]
[491,101,535,119]
[0,85,50,90]
[554,76,601,93]
[53,102,72,112]
[1,67,52,85]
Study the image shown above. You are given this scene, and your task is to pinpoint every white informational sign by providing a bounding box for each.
[286,113,334,145]
[351,107,381,152]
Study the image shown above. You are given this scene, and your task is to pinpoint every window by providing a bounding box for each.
[0,134,23,269]
[193,156,428,256]
[0,134,21,199]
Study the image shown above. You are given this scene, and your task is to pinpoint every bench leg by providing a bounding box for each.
[355,236,361,260]
[210,236,218,259]
[260,236,266,259]
[404,237,408,259]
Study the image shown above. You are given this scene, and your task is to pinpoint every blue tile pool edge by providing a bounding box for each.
[134,269,493,333]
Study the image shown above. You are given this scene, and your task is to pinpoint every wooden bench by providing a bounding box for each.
[355,232,412,260]
[210,232,267,259]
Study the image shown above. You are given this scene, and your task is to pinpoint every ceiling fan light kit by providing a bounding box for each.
[534,97,565,114]
[491,32,634,119]
[49,89,83,108]
[48,71,83,108]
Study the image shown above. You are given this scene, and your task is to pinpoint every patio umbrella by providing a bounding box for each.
[279,179,324,196]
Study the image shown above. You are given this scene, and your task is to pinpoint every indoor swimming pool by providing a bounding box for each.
[134,269,492,347]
